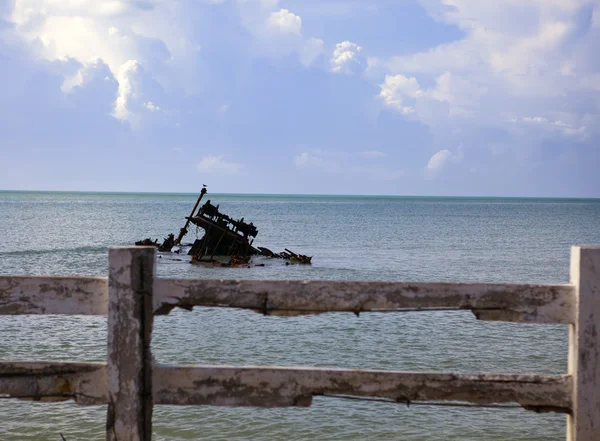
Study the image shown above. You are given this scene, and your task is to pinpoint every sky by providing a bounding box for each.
[0,0,599,197]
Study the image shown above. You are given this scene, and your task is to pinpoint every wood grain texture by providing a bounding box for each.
[106,247,155,441]
[154,279,575,324]
[0,275,575,324]
[0,362,572,413]
[0,276,107,315]
[0,361,107,405]
[153,365,572,412]
[568,246,600,441]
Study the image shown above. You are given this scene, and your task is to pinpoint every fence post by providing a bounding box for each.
[568,246,600,441]
[106,246,156,441]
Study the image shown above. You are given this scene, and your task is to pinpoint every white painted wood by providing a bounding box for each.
[0,361,572,413]
[0,275,574,324]
[5,244,600,440]
[568,246,600,441]
[154,279,575,324]
[0,276,107,315]
[153,365,572,412]
[106,247,155,441]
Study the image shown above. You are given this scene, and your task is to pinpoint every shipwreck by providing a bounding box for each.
[135,186,312,267]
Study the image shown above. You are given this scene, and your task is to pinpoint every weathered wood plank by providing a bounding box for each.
[154,366,572,412]
[568,246,600,441]
[154,279,575,324]
[0,276,107,315]
[0,275,575,324]
[0,361,107,405]
[106,247,155,441]
[153,365,572,412]
[0,362,572,413]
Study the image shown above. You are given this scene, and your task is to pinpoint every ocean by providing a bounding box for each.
[1,191,599,440]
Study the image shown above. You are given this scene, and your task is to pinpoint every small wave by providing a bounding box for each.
[0,245,109,257]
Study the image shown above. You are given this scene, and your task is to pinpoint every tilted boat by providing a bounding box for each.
[135,186,312,266]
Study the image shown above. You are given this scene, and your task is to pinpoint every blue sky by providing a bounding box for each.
[0,0,599,197]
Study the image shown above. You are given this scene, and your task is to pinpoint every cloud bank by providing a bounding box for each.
[0,0,598,196]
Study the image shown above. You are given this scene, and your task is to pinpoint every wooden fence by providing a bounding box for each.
[0,245,598,440]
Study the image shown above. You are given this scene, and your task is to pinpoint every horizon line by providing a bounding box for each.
[1,189,599,200]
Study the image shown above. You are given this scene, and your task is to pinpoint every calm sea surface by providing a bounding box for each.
[1,191,600,441]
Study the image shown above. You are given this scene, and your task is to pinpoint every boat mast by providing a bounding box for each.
[174,185,207,246]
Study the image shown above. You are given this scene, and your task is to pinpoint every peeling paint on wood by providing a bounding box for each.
[153,365,572,412]
[153,279,575,324]
[0,361,573,414]
[0,361,107,405]
[0,276,107,315]
[568,246,600,441]
[106,247,155,441]
[0,276,575,324]
[3,245,599,441]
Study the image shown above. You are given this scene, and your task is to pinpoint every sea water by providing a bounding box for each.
[1,191,599,440]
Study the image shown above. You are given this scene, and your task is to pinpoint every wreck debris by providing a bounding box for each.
[255,247,311,263]
[135,186,313,266]
[257,247,277,258]
[134,233,175,252]
[158,233,175,252]
[174,186,207,246]
[135,238,159,247]
[186,198,259,265]
[283,248,313,264]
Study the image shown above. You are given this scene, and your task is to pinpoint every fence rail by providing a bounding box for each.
[0,361,572,410]
[0,276,575,323]
[0,245,598,440]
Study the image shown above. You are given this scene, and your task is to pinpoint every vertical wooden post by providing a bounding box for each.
[106,246,156,441]
[568,246,600,441]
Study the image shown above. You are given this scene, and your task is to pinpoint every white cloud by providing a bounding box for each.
[426,149,452,176]
[516,115,587,138]
[7,0,187,126]
[197,156,244,175]
[237,2,325,64]
[10,1,185,72]
[331,41,365,75]
[145,101,160,111]
[295,152,322,167]
[61,58,116,93]
[113,60,164,125]
[380,0,600,142]
[425,148,463,178]
[380,71,488,121]
[6,0,321,127]
[61,70,84,93]
[522,116,549,124]
[266,9,301,35]
[379,74,420,114]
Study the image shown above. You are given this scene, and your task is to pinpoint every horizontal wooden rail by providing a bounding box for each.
[0,361,572,413]
[0,361,107,405]
[0,276,575,324]
[153,279,575,324]
[0,276,108,315]
[154,365,572,412]
[2,246,599,440]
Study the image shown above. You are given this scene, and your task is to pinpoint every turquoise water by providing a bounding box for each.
[1,191,600,440]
